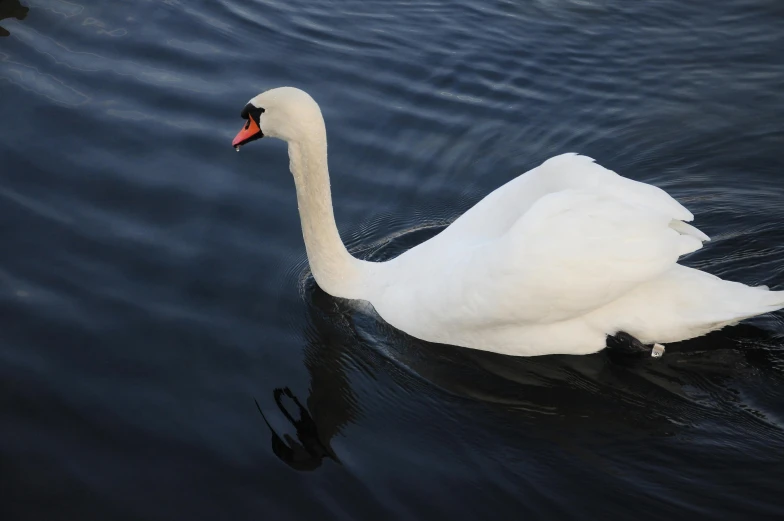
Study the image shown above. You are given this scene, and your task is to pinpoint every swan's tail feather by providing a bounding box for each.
[710,287,784,332]
[597,267,784,345]
[760,288,784,309]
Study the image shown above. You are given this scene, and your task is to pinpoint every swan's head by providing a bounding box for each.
[232,87,324,150]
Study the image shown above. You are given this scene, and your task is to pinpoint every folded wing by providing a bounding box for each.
[433,189,706,328]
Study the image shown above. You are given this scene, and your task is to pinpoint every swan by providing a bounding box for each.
[232,87,784,357]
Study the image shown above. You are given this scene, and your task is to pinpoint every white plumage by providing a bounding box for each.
[236,87,784,356]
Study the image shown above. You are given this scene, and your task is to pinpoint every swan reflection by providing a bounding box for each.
[257,270,784,472]
[255,388,339,471]
[255,282,362,471]
[257,227,784,470]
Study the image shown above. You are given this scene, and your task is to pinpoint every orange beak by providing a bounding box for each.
[232,117,262,148]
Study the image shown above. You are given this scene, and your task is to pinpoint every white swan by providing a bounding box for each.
[232,87,784,356]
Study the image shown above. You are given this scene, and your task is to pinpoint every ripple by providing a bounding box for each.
[11,24,228,94]
[25,0,82,18]
[0,51,88,105]
[3,0,784,518]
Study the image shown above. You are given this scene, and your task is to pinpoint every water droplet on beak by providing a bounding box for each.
[235,146,240,152]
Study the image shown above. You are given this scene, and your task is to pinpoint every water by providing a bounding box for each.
[3,0,784,519]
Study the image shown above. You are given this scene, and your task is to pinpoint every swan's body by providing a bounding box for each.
[233,87,784,356]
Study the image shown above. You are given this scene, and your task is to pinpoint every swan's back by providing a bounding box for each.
[390,153,696,266]
[367,154,783,356]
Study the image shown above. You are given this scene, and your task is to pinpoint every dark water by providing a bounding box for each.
[3,0,784,519]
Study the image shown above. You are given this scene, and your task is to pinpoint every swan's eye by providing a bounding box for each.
[240,103,265,125]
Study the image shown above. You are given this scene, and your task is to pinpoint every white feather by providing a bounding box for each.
[246,87,784,356]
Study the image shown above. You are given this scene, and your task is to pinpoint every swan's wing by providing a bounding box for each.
[375,154,710,338]
[417,154,703,260]
[486,189,704,323]
[513,189,704,318]
[535,153,697,223]
[403,189,706,329]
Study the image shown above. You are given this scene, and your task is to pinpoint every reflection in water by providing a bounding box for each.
[256,283,361,471]
[258,228,784,473]
[255,388,340,472]
[0,0,28,37]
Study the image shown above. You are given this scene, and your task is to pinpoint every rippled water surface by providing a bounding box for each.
[3,0,784,519]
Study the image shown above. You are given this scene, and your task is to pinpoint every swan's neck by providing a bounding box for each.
[288,135,370,299]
